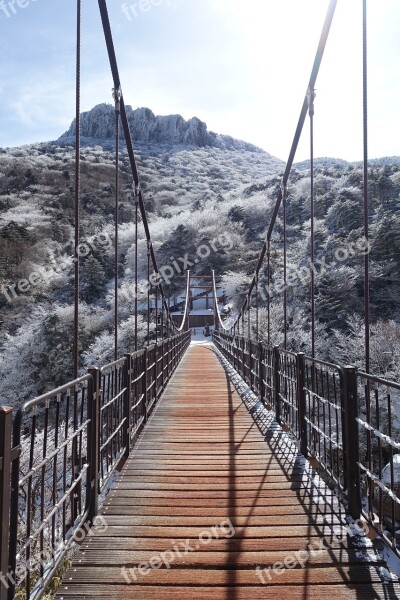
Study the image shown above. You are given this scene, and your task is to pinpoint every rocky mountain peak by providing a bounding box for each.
[58,103,267,153]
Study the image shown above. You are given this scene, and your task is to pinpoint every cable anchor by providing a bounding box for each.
[112,85,122,112]
[307,86,316,117]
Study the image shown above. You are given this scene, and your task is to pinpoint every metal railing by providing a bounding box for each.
[357,372,400,556]
[0,330,191,600]
[213,330,400,558]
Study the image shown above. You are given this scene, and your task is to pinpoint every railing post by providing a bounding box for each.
[273,346,281,424]
[234,336,238,372]
[241,337,245,379]
[342,366,361,520]
[174,337,177,370]
[123,354,132,459]
[87,368,100,523]
[249,342,254,390]
[143,347,148,423]
[296,353,308,457]
[0,407,12,600]
[258,342,265,405]
[154,343,159,401]
[161,340,165,391]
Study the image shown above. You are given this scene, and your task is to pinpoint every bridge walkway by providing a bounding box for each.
[56,343,399,599]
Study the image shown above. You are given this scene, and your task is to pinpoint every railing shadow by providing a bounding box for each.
[212,344,397,599]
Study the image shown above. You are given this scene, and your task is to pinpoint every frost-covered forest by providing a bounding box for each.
[1,106,400,406]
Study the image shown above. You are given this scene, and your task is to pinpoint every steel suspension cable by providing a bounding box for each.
[309,87,316,359]
[147,241,151,343]
[155,285,159,343]
[363,0,370,373]
[248,300,251,340]
[113,87,121,361]
[267,240,271,346]
[255,272,259,339]
[212,270,232,332]
[73,0,81,379]
[176,271,191,332]
[98,0,179,335]
[134,192,138,351]
[161,296,164,340]
[283,185,287,350]
[72,0,82,530]
[230,0,337,332]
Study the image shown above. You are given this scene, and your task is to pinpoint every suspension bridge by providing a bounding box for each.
[1,0,400,598]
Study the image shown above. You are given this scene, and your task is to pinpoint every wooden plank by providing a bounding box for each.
[101,505,343,516]
[54,585,398,599]
[79,537,347,553]
[64,565,391,585]
[76,549,382,567]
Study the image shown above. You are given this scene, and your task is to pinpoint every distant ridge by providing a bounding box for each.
[294,157,350,170]
[294,156,400,171]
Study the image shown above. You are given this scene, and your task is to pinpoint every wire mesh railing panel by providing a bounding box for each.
[304,357,344,489]
[146,344,157,414]
[99,358,127,491]
[130,349,146,442]
[261,344,274,408]
[10,376,92,599]
[278,349,298,438]
[357,372,400,556]
[249,340,260,394]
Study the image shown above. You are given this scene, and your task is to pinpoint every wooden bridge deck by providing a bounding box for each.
[57,343,400,599]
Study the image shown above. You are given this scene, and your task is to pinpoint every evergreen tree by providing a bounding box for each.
[80,256,107,303]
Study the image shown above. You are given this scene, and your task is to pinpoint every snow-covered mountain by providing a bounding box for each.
[2,103,400,406]
[59,104,275,155]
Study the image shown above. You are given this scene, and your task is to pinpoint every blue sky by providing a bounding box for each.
[0,0,399,161]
